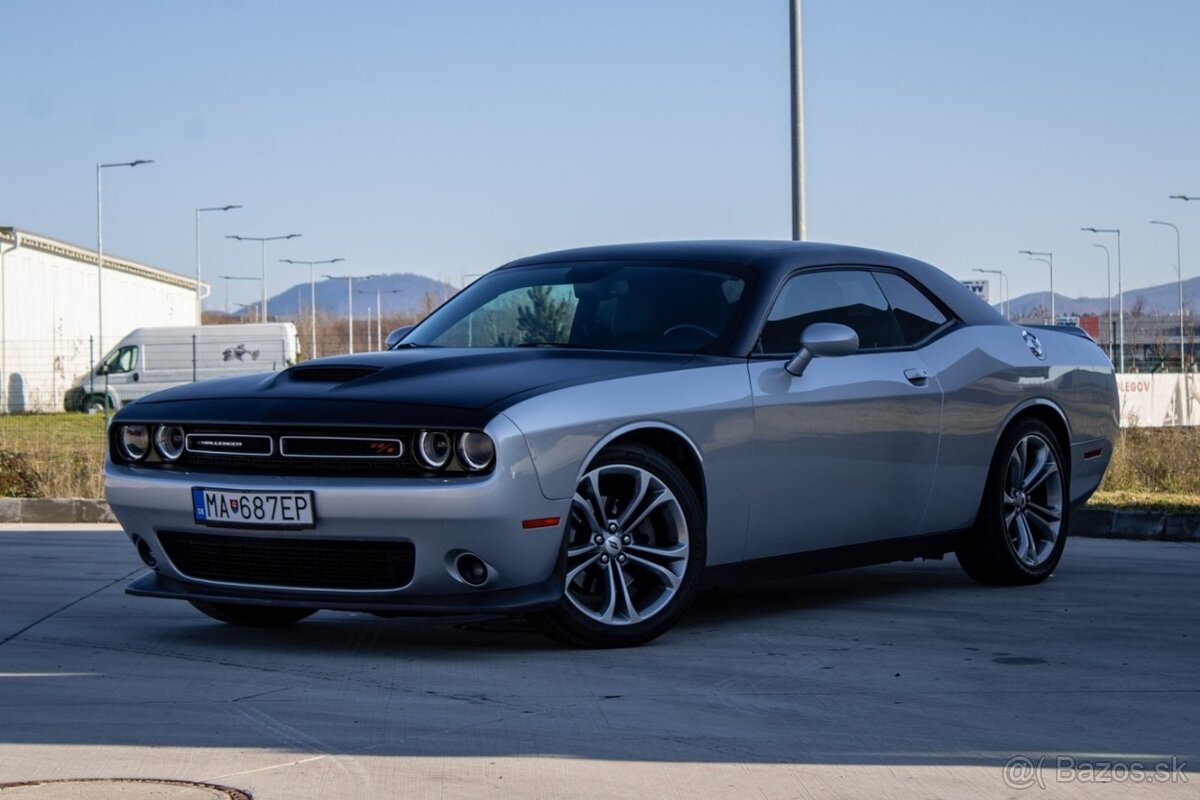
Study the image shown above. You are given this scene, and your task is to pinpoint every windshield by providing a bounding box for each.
[406,262,749,354]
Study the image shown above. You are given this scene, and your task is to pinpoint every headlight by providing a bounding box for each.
[154,425,186,461]
[457,432,495,471]
[117,425,150,461]
[416,431,452,469]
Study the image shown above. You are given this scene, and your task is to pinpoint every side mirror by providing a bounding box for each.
[95,364,108,376]
[384,325,414,349]
[784,323,859,377]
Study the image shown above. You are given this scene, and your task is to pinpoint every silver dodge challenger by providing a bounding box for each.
[105,241,1119,647]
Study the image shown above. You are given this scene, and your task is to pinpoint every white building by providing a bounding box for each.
[0,227,199,412]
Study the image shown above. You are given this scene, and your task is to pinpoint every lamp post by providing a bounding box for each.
[1082,228,1124,371]
[1150,221,1185,373]
[972,268,1008,319]
[217,275,262,316]
[1018,250,1054,323]
[225,233,301,322]
[1092,243,1113,359]
[1169,195,1199,371]
[97,158,153,424]
[789,0,806,241]
[358,288,403,351]
[195,205,241,324]
[282,258,344,360]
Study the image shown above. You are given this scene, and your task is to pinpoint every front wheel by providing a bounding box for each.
[189,600,316,627]
[957,419,1068,585]
[529,443,705,648]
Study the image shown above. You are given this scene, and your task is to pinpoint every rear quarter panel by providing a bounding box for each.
[918,323,1118,534]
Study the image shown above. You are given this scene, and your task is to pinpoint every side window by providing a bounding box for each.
[759,270,902,354]
[102,346,139,374]
[873,272,950,346]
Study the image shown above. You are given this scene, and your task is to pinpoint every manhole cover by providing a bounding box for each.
[0,779,251,799]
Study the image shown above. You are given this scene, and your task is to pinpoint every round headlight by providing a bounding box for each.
[154,425,186,461]
[416,431,452,469]
[117,425,150,462]
[457,432,495,471]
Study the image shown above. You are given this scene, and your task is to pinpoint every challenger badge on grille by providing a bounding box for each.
[185,433,274,456]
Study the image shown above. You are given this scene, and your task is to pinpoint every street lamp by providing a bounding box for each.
[225,233,301,322]
[1018,250,1054,323]
[972,268,1008,319]
[1150,221,1185,373]
[282,258,344,359]
[358,288,403,351]
[217,275,262,316]
[1169,194,1200,372]
[1092,243,1113,359]
[1082,228,1124,371]
[97,158,153,423]
[195,205,241,324]
[789,0,806,241]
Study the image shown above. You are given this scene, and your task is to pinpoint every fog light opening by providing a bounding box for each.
[133,536,158,568]
[455,553,489,587]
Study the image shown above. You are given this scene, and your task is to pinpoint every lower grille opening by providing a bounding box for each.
[159,531,415,590]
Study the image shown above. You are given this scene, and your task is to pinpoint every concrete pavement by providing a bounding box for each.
[0,525,1196,798]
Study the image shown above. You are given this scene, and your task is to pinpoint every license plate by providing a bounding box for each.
[192,488,315,528]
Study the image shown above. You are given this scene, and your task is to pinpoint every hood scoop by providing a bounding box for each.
[288,364,382,383]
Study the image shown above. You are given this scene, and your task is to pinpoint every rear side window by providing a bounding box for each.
[872,272,950,346]
[759,270,902,353]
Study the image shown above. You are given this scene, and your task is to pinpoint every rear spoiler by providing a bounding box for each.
[1024,324,1096,343]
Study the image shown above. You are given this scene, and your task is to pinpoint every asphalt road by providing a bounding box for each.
[0,525,1196,799]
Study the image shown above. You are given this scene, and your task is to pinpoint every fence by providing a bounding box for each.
[1116,373,1200,427]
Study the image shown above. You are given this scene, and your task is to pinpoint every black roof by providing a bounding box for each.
[504,240,1006,327]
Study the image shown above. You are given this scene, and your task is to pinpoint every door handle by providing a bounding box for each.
[904,368,930,385]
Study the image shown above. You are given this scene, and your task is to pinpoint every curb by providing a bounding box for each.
[1073,508,1200,543]
[0,498,116,524]
[1,499,1198,542]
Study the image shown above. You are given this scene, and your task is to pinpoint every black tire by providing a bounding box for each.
[188,600,316,627]
[528,443,706,648]
[957,418,1069,585]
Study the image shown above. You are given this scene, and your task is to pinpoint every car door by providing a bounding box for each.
[745,268,946,558]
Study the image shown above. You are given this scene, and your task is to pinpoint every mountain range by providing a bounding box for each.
[999,275,1200,318]
[226,273,460,318]
[222,270,1200,321]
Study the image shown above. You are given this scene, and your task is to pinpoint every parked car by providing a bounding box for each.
[105,241,1118,647]
[65,323,299,412]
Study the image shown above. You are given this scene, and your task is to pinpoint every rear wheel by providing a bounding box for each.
[188,600,316,627]
[957,418,1068,585]
[529,443,705,648]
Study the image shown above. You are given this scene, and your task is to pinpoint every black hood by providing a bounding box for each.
[113,348,704,428]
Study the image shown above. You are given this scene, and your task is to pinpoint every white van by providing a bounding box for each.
[64,323,299,412]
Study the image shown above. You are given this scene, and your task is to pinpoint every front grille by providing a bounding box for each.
[112,424,492,477]
[180,426,426,476]
[279,436,403,459]
[159,531,416,590]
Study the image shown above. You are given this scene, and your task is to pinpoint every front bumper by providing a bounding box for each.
[125,567,564,615]
[105,415,571,613]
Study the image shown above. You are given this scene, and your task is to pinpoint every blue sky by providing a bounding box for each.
[4,0,1199,311]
